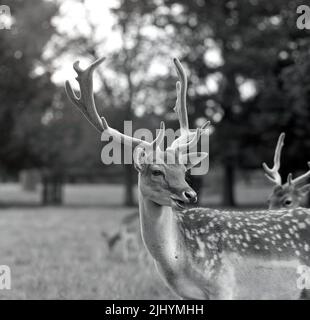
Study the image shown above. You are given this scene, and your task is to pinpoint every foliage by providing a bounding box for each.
[0,0,58,172]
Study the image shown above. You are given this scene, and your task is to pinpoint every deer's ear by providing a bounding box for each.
[299,184,310,198]
[133,147,146,172]
[180,152,208,171]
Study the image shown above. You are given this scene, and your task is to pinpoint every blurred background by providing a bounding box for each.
[0,0,310,299]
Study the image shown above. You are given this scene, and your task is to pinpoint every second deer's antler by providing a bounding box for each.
[262,133,285,185]
[287,162,310,186]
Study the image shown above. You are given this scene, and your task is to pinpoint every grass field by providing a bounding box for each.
[0,182,274,300]
[0,206,177,300]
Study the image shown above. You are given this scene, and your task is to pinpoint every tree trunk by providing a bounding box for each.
[124,164,135,207]
[56,181,63,205]
[41,171,63,206]
[41,178,49,205]
[222,164,236,207]
[52,179,63,205]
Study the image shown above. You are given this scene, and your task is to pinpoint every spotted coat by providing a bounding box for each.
[176,207,310,277]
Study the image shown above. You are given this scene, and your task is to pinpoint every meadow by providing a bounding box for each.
[0,184,178,299]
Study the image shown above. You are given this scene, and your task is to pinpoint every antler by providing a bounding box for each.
[169,58,209,153]
[65,58,105,132]
[65,57,165,151]
[173,58,189,134]
[262,133,285,186]
[286,162,310,186]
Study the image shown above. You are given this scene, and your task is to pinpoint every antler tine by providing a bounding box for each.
[175,121,210,154]
[173,58,189,134]
[65,57,106,132]
[287,173,293,186]
[262,133,285,186]
[150,121,165,151]
[170,58,210,152]
[66,57,165,150]
[290,161,310,186]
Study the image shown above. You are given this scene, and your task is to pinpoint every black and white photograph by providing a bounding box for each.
[1,0,310,303]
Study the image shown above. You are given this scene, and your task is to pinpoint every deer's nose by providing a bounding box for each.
[182,190,197,203]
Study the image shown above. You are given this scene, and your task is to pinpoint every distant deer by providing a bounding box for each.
[66,57,310,299]
[263,133,310,210]
[101,211,140,260]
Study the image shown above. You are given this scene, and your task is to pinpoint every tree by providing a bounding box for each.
[117,0,310,206]
[0,0,58,173]
[0,1,116,205]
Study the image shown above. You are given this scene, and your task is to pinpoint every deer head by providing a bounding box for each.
[65,57,209,210]
[262,133,310,209]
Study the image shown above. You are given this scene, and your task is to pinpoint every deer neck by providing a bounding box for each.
[137,180,184,269]
[137,179,212,299]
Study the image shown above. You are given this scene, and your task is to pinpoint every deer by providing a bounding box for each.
[66,56,310,299]
[263,133,310,210]
[101,210,141,261]
[263,133,310,299]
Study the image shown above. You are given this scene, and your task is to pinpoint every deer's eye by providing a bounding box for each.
[284,199,293,206]
[152,170,163,177]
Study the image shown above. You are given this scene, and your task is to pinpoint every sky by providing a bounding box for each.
[49,0,119,84]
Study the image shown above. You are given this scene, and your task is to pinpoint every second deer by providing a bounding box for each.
[263,133,310,209]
